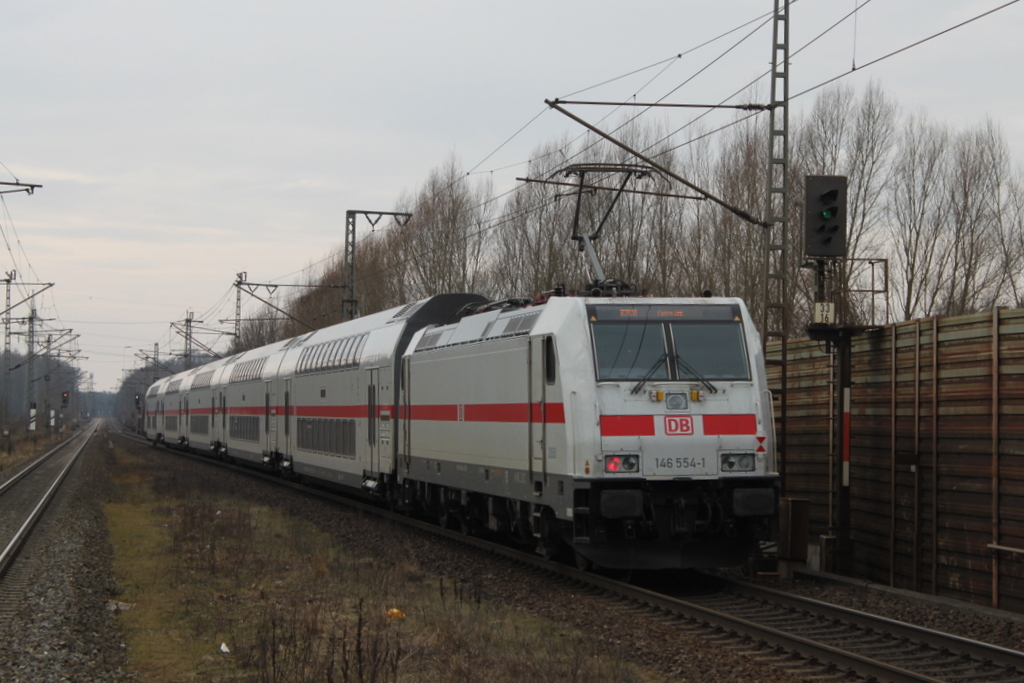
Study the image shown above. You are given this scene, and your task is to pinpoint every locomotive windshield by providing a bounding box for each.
[589,304,750,382]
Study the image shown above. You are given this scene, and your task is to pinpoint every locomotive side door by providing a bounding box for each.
[529,336,548,485]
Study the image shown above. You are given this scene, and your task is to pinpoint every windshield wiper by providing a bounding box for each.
[674,353,718,394]
[630,352,669,395]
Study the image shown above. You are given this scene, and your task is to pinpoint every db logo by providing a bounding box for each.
[664,415,694,436]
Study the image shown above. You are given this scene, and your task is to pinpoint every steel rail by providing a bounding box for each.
[709,579,1024,676]
[0,425,97,579]
[0,431,83,497]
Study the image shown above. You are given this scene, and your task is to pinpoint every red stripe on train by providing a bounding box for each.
[599,413,757,437]
[409,403,566,424]
[702,414,757,435]
[600,415,656,437]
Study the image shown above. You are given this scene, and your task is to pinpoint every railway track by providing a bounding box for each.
[0,424,98,620]
[114,426,1024,682]
[668,579,1024,682]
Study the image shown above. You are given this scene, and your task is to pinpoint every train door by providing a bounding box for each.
[378,366,393,473]
[529,336,548,487]
[401,357,411,474]
[366,366,394,476]
[213,390,223,444]
[282,379,291,457]
[367,367,379,473]
[265,380,277,454]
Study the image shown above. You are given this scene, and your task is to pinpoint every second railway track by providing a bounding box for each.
[0,425,98,585]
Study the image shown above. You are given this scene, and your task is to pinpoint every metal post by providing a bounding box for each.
[184,311,193,369]
[343,211,357,322]
[837,331,853,573]
[991,308,1001,608]
[762,0,790,494]
[26,307,35,434]
[44,334,51,433]
[3,271,12,453]
[234,272,246,339]
[343,210,412,322]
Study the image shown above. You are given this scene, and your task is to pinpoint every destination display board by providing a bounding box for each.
[587,303,742,322]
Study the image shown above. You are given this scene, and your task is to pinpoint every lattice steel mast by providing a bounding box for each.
[762,0,790,494]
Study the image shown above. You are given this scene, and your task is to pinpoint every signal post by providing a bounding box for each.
[803,175,856,574]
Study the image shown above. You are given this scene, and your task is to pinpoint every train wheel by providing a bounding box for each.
[535,509,564,562]
[574,550,591,572]
[438,506,453,530]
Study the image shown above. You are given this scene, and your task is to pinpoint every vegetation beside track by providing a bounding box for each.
[105,440,664,682]
[0,424,81,476]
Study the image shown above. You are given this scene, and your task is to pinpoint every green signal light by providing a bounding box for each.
[821,207,837,220]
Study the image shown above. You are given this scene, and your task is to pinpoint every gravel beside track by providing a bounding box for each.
[0,437,129,682]
[5,430,1024,681]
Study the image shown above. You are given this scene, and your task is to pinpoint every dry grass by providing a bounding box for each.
[106,442,664,683]
[0,425,71,474]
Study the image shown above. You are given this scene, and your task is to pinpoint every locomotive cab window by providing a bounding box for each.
[588,304,750,382]
[591,322,668,381]
[669,321,749,381]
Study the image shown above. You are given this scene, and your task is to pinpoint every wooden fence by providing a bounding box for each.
[768,308,1024,612]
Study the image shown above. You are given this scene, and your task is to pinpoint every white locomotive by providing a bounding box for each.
[145,291,778,570]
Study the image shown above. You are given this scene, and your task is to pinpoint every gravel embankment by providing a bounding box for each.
[4,430,1023,682]
[0,438,129,683]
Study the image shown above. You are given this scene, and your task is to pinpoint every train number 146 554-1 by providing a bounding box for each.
[654,457,706,470]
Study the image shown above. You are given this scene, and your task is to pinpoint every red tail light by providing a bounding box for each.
[604,454,639,473]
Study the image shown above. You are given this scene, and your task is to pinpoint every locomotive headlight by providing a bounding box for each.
[605,454,640,473]
[665,392,688,411]
[720,453,756,472]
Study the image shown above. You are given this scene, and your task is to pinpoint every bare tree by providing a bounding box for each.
[490,139,587,296]
[230,303,283,354]
[709,115,768,321]
[936,120,1010,315]
[886,113,950,319]
[399,155,495,298]
[996,180,1024,306]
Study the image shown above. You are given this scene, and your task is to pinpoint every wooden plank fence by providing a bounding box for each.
[768,308,1024,612]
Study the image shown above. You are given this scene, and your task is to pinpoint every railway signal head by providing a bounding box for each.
[62,391,69,406]
[804,175,848,258]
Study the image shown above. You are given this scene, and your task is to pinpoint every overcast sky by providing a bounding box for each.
[2,0,1021,392]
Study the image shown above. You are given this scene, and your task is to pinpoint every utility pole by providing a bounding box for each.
[0,179,42,442]
[234,272,246,339]
[1,278,56,442]
[3,271,12,453]
[25,307,35,435]
[44,333,52,433]
[184,311,194,369]
[343,210,412,322]
[762,0,790,495]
